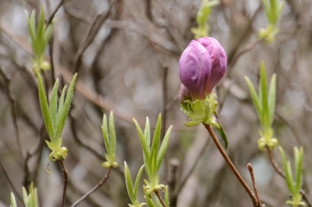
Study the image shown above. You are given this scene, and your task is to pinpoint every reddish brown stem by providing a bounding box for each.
[247,163,262,206]
[204,124,258,207]
[155,190,167,207]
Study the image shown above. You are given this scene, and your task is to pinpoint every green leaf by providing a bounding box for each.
[164,186,170,207]
[215,120,228,149]
[102,114,111,155]
[150,114,162,176]
[144,117,151,152]
[27,11,36,47]
[268,74,276,127]
[36,7,45,52]
[133,118,150,162]
[134,165,145,198]
[156,126,172,172]
[55,73,77,139]
[37,73,54,141]
[245,76,262,121]
[49,79,59,131]
[10,193,17,207]
[279,147,295,194]
[259,62,269,130]
[108,111,116,155]
[57,86,67,122]
[124,162,135,203]
[295,147,303,193]
[144,194,156,207]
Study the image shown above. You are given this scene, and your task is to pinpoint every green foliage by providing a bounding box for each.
[180,93,228,148]
[26,7,53,72]
[133,114,172,198]
[191,0,219,39]
[245,62,278,150]
[279,147,306,207]
[101,112,119,169]
[258,0,284,43]
[10,184,39,207]
[124,162,146,207]
[37,73,77,161]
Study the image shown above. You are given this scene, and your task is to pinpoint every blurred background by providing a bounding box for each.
[0,0,312,206]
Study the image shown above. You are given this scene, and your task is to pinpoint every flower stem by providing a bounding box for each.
[204,124,259,207]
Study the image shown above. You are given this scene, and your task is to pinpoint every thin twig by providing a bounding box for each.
[155,190,167,207]
[204,124,258,207]
[173,151,208,205]
[265,146,285,179]
[70,168,112,207]
[173,136,210,196]
[0,68,24,161]
[73,0,116,73]
[247,163,262,207]
[59,160,68,207]
[49,36,56,83]
[47,0,66,25]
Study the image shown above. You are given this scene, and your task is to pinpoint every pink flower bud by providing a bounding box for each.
[179,37,227,101]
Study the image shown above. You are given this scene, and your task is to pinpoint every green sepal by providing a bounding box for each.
[181,94,217,127]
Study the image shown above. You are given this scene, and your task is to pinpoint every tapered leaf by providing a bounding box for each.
[37,73,54,141]
[151,114,162,175]
[279,147,295,194]
[245,77,262,121]
[134,165,145,198]
[27,11,36,46]
[36,8,45,51]
[259,62,269,129]
[124,162,135,202]
[55,73,77,139]
[164,186,170,207]
[215,120,228,149]
[144,117,151,151]
[10,193,17,207]
[156,126,172,172]
[57,86,67,124]
[108,111,116,154]
[295,147,303,193]
[133,118,150,162]
[268,74,276,127]
[102,114,111,155]
[145,194,156,207]
[49,79,59,131]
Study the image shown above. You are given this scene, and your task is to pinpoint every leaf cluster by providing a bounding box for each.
[279,147,306,207]
[191,0,219,39]
[11,184,38,207]
[245,62,278,150]
[37,73,77,161]
[101,112,118,169]
[26,7,53,72]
